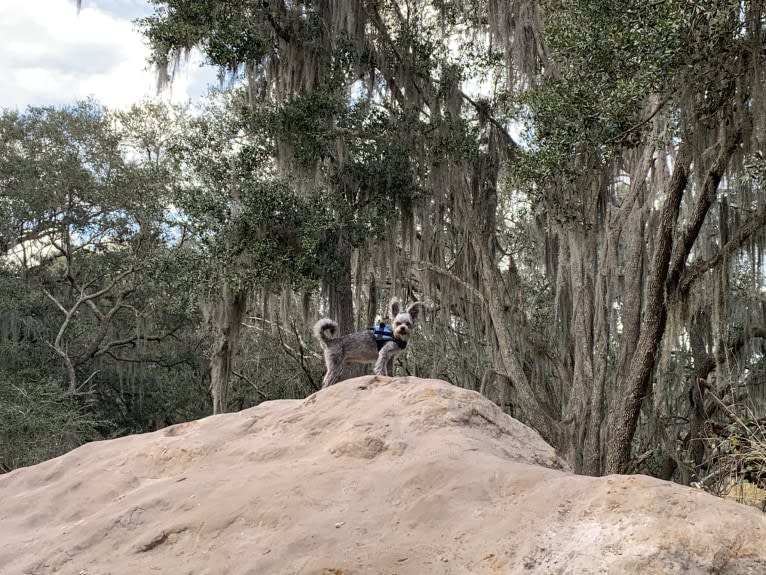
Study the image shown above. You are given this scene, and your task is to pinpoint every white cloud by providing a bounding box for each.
[0,0,217,110]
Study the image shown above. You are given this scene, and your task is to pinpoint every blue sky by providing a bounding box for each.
[0,0,219,110]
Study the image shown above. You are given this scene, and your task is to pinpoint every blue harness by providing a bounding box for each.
[371,323,407,350]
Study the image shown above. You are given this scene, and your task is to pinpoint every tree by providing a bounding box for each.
[515,0,766,474]
[166,91,337,413]
[139,0,766,481]
[0,100,209,469]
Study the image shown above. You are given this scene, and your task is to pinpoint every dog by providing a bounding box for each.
[313,298,423,388]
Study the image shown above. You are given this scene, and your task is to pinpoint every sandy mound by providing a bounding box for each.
[2,376,765,575]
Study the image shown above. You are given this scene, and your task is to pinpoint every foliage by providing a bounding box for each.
[0,370,100,472]
[0,101,210,471]
[134,0,766,481]
[515,0,686,193]
[4,1,766,494]
[167,90,340,293]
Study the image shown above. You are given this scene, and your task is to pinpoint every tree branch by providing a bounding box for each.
[232,370,271,402]
[289,319,319,392]
[91,332,168,359]
[667,125,743,292]
[103,350,195,370]
[680,206,766,296]
[407,259,486,303]
[76,285,136,363]
[81,268,137,304]
[365,4,428,108]
[458,89,519,154]
[42,288,70,316]
[606,93,672,145]
[41,266,139,389]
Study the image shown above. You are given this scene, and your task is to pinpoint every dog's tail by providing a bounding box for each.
[313,318,338,348]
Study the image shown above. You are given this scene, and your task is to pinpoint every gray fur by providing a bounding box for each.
[313,298,423,388]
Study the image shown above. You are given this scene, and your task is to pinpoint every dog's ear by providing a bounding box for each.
[406,302,423,323]
[390,298,401,318]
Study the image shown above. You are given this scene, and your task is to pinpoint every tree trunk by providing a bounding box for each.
[329,231,363,380]
[558,194,615,476]
[687,310,711,470]
[607,125,741,473]
[582,231,613,475]
[204,283,248,415]
[606,147,689,473]
[560,229,597,472]
[475,233,558,445]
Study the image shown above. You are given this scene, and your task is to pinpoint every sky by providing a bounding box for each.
[0,0,219,111]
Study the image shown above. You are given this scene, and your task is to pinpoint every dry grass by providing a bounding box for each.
[724,480,766,512]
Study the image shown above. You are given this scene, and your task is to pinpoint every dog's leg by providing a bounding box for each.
[321,347,346,388]
[322,362,344,387]
[374,342,397,376]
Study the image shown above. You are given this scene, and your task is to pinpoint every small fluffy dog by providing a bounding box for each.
[314,298,423,388]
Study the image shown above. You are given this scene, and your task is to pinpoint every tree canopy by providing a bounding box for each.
[2,1,766,495]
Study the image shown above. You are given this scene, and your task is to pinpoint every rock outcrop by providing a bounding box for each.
[2,377,765,574]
